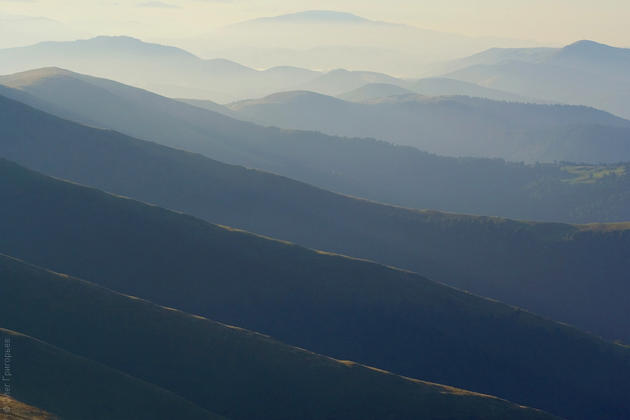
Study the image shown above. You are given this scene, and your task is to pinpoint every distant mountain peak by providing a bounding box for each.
[18,66,72,76]
[33,35,200,58]
[560,39,630,54]
[230,90,337,109]
[556,39,629,60]
[328,68,351,74]
[243,10,372,25]
[565,39,610,49]
[0,67,77,88]
[34,35,146,47]
[91,35,142,43]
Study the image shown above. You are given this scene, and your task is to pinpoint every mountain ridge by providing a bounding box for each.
[0,326,222,420]
[240,10,375,25]
[0,253,560,420]
[1,158,630,419]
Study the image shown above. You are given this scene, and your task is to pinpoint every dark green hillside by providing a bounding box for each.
[1,93,630,344]
[0,160,629,419]
[0,256,556,420]
[2,69,630,224]
[0,329,221,420]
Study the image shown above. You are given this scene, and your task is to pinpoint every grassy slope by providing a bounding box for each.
[0,160,629,419]
[2,70,630,224]
[0,329,220,420]
[0,397,57,420]
[0,255,557,420]
[1,93,629,345]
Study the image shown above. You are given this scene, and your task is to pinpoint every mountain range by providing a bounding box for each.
[2,91,630,347]
[3,34,629,123]
[221,90,630,163]
[182,10,538,76]
[342,78,534,102]
[0,36,312,102]
[3,9,630,420]
[2,158,630,419]
[0,35,533,102]
[444,40,630,119]
[2,68,629,226]
[433,46,559,74]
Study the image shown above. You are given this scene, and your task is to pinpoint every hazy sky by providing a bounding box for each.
[1,0,629,47]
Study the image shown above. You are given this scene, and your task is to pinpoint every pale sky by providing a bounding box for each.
[1,0,630,47]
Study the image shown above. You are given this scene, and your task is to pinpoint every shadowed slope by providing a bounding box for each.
[0,328,221,420]
[0,160,629,419]
[0,256,557,420]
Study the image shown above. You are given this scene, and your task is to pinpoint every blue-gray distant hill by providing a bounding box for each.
[1,160,628,419]
[0,36,423,102]
[199,10,537,76]
[295,68,403,96]
[222,89,630,163]
[406,77,536,102]
[338,79,533,103]
[244,10,373,24]
[338,82,415,101]
[0,36,539,102]
[444,40,630,119]
[435,46,558,73]
[0,36,317,102]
